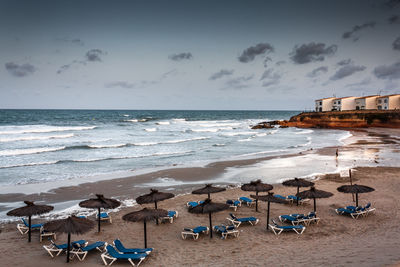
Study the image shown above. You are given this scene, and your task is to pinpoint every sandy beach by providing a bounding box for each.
[1,128,400,266]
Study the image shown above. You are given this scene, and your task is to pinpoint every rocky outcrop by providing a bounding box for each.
[251,122,274,129]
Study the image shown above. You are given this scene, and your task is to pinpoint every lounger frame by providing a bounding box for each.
[268,224,306,235]
[181,227,209,240]
[70,242,107,261]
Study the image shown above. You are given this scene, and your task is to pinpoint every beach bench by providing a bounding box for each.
[238,197,255,207]
[113,239,153,254]
[101,245,148,266]
[227,213,259,227]
[160,210,178,223]
[43,240,87,258]
[226,199,241,211]
[269,219,306,235]
[181,226,209,240]
[70,241,107,261]
[213,224,239,239]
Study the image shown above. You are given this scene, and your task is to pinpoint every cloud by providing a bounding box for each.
[383,0,400,8]
[57,60,86,74]
[209,69,234,80]
[388,15,400,24]
[373,61,400,80]
[275,60,286,66]
[260,69,281,87]
[330,64,366,80]
[56,38,84,46]
[238,43,274,63]
[346,78,371,88]
[289,42,337,64]
[5,62,36,77]
[105,81,135,89]
[336,59,352,66]
[224,75,254,89]
[307,66,328,78]
[168,52,193,61]
[342,21,376,41]
[393,37,400,50]
[86,49,107,62]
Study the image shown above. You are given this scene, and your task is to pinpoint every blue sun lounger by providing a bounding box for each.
[213,224,239,239]
[43,239,87,258]
[226,200,241,211]
[17,218,44,235]
[97,212,112,223]
[227,213,259,227]
[160,210,178,223]
[70,241,107,261]
[113,239,153,254]
[269,219,305,235]
[274,195,292,203]
[181,226,209,240]
[187,201,199,208]
[101,245,148,266]
[238,197,254,206]
[287,195,310,205]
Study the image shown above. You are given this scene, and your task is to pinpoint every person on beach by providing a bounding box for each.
[336,148,339,158]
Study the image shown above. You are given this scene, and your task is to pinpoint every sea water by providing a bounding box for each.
[0,109,350,190]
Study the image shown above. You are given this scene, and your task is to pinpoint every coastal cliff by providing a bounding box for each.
[253,110,400,129]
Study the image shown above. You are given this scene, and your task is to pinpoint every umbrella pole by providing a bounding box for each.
[266,201,270,230]
[208,192,210,199]
[255,191,259,212]
[209,212,213,238]
[66,232,71,263]
[350,169,355,202]
[28,216,31,242]
[296,186,299,206]
[155,201,158,225]
[144,220,147,248]
[98,207,101,232]
[356,193,359,207]
[313,197,316,212]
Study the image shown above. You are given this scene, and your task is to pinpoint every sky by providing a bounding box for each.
[0,0,400,110]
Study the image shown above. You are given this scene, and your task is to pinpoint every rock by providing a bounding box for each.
[279,125,288,128]
[251,122,274,129]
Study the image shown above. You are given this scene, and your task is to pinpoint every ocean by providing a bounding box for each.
[0,109,351,191]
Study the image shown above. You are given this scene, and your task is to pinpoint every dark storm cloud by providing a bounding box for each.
[168,52,193,61]
[342,21,376,40]
[388,15,400,24]
[260,69,281,87]
[105,81,135,89]
[373,61,400,79]
[330,64,366,80]
[336,59,352,66]
[289,42,337,64]
[383,0,400,8]
[56,38,84,46]
[307,66,328,78]
[393,37,400,50]
[224,75,254,89]
[86,49,107,62]
[209,69,234,80]
[238,43,274,63]
[5,62,36,77]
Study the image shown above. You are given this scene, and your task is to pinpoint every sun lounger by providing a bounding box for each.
[301,211,320,224]
[213,224,239,239]
[362,203,376,216]
[181,226,209,240]
[227,213,259,227]
[40,228,57,242]
[160,210,178,223]
[269,219,305,235]
[70,241,107,261]
[113,239,153,254]
[17,218,44,235]
[226,200,241,211]
[274,194,292,203]
[186,201,199,208]
[97,212,112,223]
[335,207,364,219]
[238,197,254,206]
[101,245,148,266]
[279,215,305,225]
[287,195,310,205]
[43,240,87,258]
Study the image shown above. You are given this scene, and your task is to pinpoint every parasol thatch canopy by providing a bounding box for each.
[282,178,315,206]
[192,184,226,199]
[337,184,375,206]
[136,189,174,209]
[297,186,333,212]
[79,194,121,232]
[44,216,94,263]
[123,208,168,248]
[7,201,54,242]
[188,198,229,238]
[241,180,273,211]
[251,192,287,230]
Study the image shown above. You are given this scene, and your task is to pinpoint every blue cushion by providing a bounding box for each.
[278,225,304,229]
[55,240,86,250]
[114,239,153,254]
[237,217,257,222]
[280,215,297,221]
[106,245,147,259]
[22,218,43,228]
[188,202,198,207]
[239,197,252,203]
[167,211,176,217]
[192,226,208,233]
[80,241,105,252]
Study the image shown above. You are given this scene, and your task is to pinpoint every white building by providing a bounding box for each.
[376,94,400,110]
[315,97,335,112]
[331,97,357,111]
[355,95,379,110]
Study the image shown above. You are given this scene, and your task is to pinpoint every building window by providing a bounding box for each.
[319,101,322,105]
[378,99,382,104]
[333,101,336,104]
[338,100,341,104]
[384,99,388,103]
[378,106,382,110]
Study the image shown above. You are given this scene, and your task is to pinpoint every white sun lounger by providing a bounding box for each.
[43,240,87,258]
[181,226,209,240]
[70,241,107,261]
[269,220,305,235]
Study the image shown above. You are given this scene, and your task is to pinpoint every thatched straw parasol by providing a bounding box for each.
[136,189,174,225]
[188,198,229,238]
[282,178,315,206]
[7,201,54,242]
[296,186,333,212]
[44,216,94,263]
[241,180,273,211]
[123,208,168,248]
[337,184,375,206]
[251,192,287,230]
[79,194,121,233]
[192,184,226,199]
